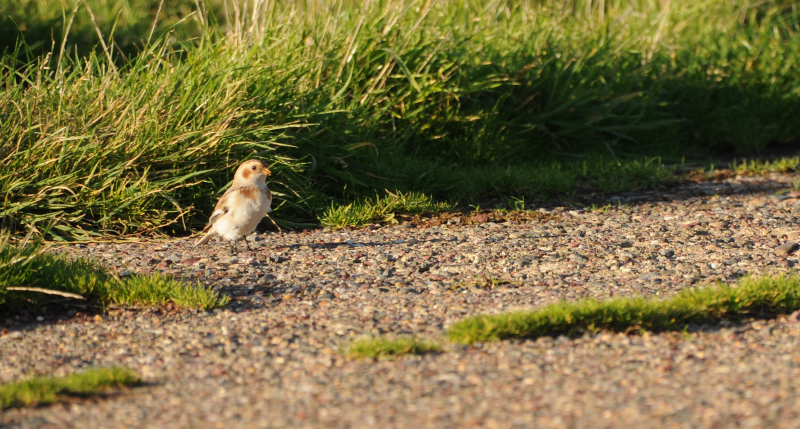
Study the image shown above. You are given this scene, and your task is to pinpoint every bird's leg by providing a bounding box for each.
[229,241,237,254]
[243,237,252,252]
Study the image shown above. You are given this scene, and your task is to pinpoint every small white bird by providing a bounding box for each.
[195,159,273,252]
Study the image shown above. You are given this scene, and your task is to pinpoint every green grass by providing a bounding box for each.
[0,367,140,409]
[731,157,800,175]
[346,337,441,359]
[320,157,675,227]
[0,232,229,312]
[321,191,455,228]
[344,273,800,356]
[447,273,800,344]
[1,0,798,237]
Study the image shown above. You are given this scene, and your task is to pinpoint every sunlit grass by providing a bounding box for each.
[320,192,454,229]
[731,157,800,176]
[0,367,140,409]
[0,232,228,312]
[346,337,441,359]
[448,273,800,344]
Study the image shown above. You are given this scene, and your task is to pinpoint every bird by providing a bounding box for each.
[195,159,273,252]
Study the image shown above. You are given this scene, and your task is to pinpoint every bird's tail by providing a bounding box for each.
[194,229,217,247]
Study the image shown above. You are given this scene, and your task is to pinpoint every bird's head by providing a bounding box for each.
[234,159,271,185]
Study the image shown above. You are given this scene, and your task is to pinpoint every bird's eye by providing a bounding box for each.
[251,165,257,170]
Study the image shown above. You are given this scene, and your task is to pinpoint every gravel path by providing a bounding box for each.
[2,172,800,428]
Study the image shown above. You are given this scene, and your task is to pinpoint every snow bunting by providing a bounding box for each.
[195,159,273,252]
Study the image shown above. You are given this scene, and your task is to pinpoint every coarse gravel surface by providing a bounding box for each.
[3,172,800,428]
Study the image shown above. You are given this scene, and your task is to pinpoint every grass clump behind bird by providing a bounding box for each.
[447,274,800,344]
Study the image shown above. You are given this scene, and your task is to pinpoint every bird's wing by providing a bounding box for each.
[203,190,234,232]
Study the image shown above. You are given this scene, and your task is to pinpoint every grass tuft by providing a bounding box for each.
[102,274,229,311]
[347,337,441,359]
[321,192,454,229]
[0,232,228,312]
[0,367,140,409]
[448,273,800,345]
[731,157,800,176]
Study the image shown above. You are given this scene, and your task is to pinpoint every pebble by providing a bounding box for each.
[775,241,799,256]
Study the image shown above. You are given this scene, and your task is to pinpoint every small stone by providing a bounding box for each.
[515,256,535,269]
[156,260,173,269]
[774,242,799,256]
[474,213,490,223]
[659,249,675,258]
[569,253,589,263]
[4,331,23,339]
[316,293,334,301]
